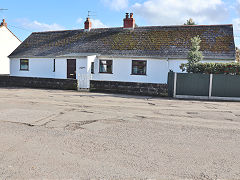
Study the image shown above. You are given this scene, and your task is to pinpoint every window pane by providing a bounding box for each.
[103,64,107,72]
[21,64,28,69]
[132,60,146,75]
[91,62,94,74]
[100,60,112,73]
[20,59,29,70]
[107,65,112,73]
[53,59,55,72]
[133,66,138,74]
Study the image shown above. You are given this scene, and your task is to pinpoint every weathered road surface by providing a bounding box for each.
[0,88,240,179]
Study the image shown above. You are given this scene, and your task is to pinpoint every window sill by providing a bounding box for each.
[20,69,29,71]
[99,72,113,74]
[131,74,147,76]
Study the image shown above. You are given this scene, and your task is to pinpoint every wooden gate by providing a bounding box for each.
[77,74,92,90]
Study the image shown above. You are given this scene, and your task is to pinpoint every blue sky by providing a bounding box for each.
[1,0,239,47]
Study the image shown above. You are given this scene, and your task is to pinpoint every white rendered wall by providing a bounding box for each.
[10,56,235,84]
[10,58,67,79]
[76,55,96,75]
[87,55,97,74]
[91,57,169,84]
[0,26,21,74]
[54,58,67,79]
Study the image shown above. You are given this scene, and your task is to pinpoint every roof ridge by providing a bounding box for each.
[32,27,123,34]
[32,24,233,34]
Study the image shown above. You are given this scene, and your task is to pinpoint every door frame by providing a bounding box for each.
[67,59,76,79]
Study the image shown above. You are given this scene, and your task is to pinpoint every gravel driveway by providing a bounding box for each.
[0,88,240,179]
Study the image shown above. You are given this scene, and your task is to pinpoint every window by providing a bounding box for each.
[20,59,29,71]
[53,59,56,72]
[99,60,112,73]
[132,60,147,75]
[91,62,94,74]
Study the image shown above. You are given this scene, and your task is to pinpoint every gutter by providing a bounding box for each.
[8,55,236,61]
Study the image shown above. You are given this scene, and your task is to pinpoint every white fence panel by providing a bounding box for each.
[77,74,92,90]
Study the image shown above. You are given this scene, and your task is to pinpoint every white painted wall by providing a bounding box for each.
[91,57,169,84]
[76,55,96,75]
[10,56,235,86]
[55,58,67,79]
[0,26,21,74]
[10,57,170,83]
[168,59,188,73]
[10,58,66,79]
[87,55,97,74]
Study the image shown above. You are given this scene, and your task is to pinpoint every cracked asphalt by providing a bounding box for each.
[0,88,240,179]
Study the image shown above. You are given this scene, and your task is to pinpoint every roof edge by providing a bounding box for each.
[8,55,236,61]
[0,25,22,42]
[31,24,234,34]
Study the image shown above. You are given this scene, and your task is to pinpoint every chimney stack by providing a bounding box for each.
[123,13,135,29]
[84,17,92,31]
[0,19,7,27]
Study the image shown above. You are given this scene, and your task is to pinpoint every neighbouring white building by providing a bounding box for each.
[9,13,235,89]
[0,19,21,74]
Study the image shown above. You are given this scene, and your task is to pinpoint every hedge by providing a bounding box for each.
[180,62,240,75]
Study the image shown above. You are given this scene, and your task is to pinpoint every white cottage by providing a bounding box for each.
[0,19,21,74]
[9,13,235,90]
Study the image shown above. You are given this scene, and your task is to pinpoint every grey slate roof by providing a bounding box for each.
[9,25,236,60]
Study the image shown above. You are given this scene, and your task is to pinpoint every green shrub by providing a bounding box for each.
[180,62,240,75]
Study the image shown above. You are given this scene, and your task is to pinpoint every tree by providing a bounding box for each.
[236,47,240,63]
[188,36,203,63]
[180,36,203,72]
[184,18,196,25]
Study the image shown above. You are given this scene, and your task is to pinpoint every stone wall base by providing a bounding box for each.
[0,76,77,90]
[90,80,168,97]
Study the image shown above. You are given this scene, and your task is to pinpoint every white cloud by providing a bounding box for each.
[233,18,240,47]
[18,19,65,32]
[76,18,83,24]
[102,0,128,11]
[237,0,240,14]
[233,18,240,30]
[77,18,108,28]
[132,0,228,25]
[91,19,108,28]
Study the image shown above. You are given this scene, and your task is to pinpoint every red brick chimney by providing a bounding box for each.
[84,17,92,31]
[123,13,135,29]
[0,19,7,27]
